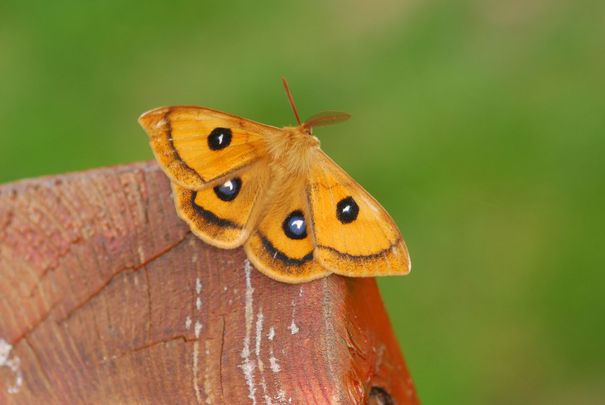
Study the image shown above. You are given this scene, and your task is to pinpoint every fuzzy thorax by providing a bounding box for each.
[267,126,320,176]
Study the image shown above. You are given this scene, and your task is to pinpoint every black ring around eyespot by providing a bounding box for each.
[208,127,232,150]
[282,210,307,240]
[336,196,359,224]
[213,178,242,201]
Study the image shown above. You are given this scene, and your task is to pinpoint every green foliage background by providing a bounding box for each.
[1,1,604,403]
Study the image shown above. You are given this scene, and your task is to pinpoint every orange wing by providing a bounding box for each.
[307,152,411,277]
[172,162,271,248]
[139,106,281,189]
[139,106,280,249]
[244,177,329,283]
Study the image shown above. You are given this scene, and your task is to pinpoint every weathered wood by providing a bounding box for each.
[0,162,418,404]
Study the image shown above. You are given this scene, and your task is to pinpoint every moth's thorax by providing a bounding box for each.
[267,126,320,176]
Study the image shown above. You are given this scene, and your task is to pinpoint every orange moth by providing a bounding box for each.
[139,79,410,283]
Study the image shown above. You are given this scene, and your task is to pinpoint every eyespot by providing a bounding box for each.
[213,178,242,201]
[208,127,232,150]
[283,210,307,240]
[336,196,359,224]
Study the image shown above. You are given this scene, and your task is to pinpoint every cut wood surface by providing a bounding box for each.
[0,162,418,404]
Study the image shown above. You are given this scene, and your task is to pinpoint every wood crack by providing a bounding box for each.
[57,232,190,325]
[144,266,153,338]
[9,233,190,351]
[98,335,194,365]
[10,299,60,348]
[219,314,226,401]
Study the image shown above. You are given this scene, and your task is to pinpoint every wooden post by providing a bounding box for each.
[0,162,418,404]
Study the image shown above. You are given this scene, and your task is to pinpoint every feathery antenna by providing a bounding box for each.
[302,111,351,131]
[281,78,351,132]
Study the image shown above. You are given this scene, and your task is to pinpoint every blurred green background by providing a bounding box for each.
[1,0,604,403]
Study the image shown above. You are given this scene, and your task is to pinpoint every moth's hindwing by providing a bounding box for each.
[244,177,329,283]
[307,152,411,277]
[173,162,270,249]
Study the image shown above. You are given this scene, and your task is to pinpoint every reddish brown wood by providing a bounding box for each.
[0,162,418,404]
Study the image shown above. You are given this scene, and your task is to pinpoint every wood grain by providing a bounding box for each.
[0,162,418,404]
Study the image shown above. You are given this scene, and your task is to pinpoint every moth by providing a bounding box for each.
[138,80,411,283]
